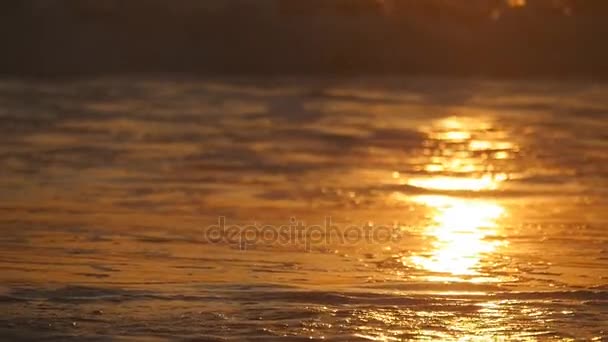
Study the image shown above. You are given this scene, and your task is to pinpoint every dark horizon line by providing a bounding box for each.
[3,70,608,84]
[2,1,608,80]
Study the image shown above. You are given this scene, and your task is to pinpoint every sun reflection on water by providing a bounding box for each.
[407,174,506,192]
[409,195,507,282]
[402,116,513,282]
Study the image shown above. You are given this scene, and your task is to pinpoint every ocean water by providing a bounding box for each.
[0,77,607,341]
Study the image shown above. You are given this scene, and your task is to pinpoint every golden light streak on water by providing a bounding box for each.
[409,195,507,282]
[404,116,512,282]
[407,174,504,191]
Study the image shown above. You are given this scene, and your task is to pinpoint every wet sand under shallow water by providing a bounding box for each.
[0,77,607,341]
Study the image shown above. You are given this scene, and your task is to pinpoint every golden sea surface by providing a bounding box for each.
[0,78,607,341]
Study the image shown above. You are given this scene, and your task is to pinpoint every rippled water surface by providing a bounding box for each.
[0,78,607,341]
